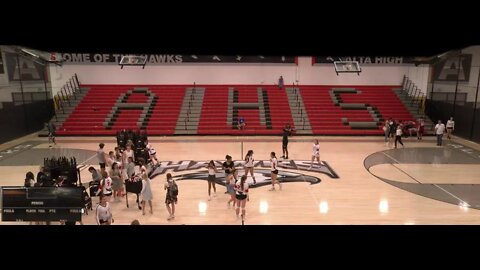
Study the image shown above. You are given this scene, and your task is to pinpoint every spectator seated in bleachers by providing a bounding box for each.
[238,117,246,130]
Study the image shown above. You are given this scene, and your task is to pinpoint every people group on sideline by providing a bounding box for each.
[381,116,463,148]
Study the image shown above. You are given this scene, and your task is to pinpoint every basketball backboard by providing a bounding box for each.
[334,61,361,75]
[119,55,147,69]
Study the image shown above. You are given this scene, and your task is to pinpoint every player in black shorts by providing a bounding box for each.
[281,124,295,159]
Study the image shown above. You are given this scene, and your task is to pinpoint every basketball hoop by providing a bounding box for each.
[334,61,361,75]
[119,55,147,69]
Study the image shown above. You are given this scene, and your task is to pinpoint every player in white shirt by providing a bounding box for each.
[309,139,321,170]
[122,144,135,179]
[269,152,282,191]
[395,123,404,148]
[96,195,113,225]
[145,139,159,165]
[234,175,249,220]
[206,160,218,200]
[107,151,116,168]
[435,120,446,146]
[446,117,455,139]
[98,171,113,199]
[243,150,256,185]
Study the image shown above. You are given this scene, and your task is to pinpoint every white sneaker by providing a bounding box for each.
[208,196,211,201]
[213,193,217,197]
[279,183,282,190]
[268,188,275,191]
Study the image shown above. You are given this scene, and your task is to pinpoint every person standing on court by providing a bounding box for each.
[141,173,153,215]
[97,143,107,174]
[446,117,455,139]
[309,139,321,169]
[223,155,235,194]
[235,175,249,220]
[164,173,178,221]
[394,122,404,149]
[417,117,425,140]
[282,124,295,159]
[435,120,446,146]
[269,152,282,191]
[46,122,56,146]
[243,150,256,185]
[206,160,218,200]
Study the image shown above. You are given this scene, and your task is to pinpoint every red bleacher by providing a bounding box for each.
[56,84,412,136]
[197,86,293,135]
[301,86,414,135]
[57,85,185,135]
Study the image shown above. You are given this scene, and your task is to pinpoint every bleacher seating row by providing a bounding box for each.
[56,85,414,136]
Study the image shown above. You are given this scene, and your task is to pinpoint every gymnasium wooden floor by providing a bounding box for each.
[1,133,480,225]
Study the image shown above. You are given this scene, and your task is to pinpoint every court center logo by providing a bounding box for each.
[148,160,339,187]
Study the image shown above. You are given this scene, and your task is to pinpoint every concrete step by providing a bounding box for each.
[178,113,201,117]
[296,130,313,134]
[175,121,200,126]
[174,130,199,134]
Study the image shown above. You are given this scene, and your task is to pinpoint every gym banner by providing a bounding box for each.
[313,56,417,65]
[60,53,296,64]
[4,53,46,81]
[433,54,472,82]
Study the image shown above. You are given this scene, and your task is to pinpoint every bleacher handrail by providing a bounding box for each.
[53,74,81,119]
[403,75,426,116]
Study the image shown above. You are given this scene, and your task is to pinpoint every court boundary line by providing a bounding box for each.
[380,151,470,206]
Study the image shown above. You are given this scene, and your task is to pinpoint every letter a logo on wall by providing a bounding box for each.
[434,54,472,82]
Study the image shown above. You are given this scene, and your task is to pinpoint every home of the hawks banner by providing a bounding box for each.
[61,53,296,64]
